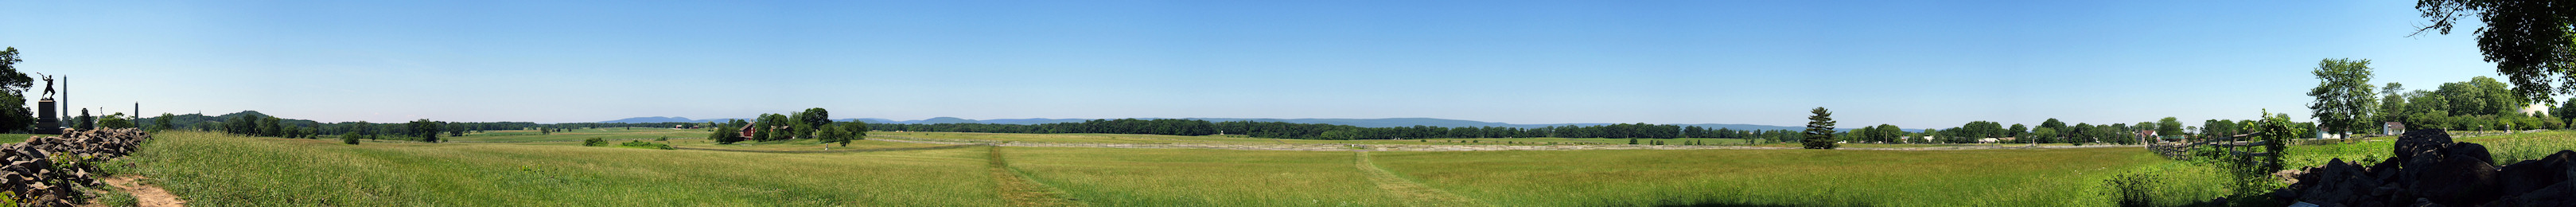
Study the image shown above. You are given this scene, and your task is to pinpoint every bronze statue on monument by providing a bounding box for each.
[33,72,57,135]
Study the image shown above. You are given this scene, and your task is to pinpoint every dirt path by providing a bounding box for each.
[1353,151,1484,207]
[101,175,185,207]
[987,146,1084,207]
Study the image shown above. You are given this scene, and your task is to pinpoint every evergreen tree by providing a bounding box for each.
[1803,107,1839,149]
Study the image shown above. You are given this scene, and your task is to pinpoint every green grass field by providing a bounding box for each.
[128,131,1006,206]
[1372,147,2166,206]
[0,133,45,143]
[878,131,2078,148]
[1002,147,1413,206]
[117,129,2251,206]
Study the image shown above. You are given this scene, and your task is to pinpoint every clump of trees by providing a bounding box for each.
[706,107,867,145]
[0,47,32,134]
[407,119,442,143]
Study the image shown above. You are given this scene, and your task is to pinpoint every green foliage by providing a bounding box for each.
[0,48,33,132]
[2102,171,2162,207]
[341,134,360,145]
[710,119,748,144]
[815,123,850,146]
[794,107,831,139]
[617,140,675,150]
[2156,117,2184,137]
[98,112,134,130]
[2029,127,2060,144]
[2309,58,2378,136]
[582,138,607,146]
[2414,0,2576,99]
[1802,107,1838,149]
[407,119,442,143]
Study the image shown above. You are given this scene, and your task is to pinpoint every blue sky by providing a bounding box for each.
[0,0,2517,128]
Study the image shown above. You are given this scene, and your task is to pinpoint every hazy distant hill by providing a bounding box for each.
[597,116,1861,131]
[598,116,698,123]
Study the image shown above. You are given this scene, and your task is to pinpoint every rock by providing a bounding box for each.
[2418,154,2500,205]
[2495,150,2576,197]
[2298,158,2383,205]
[2372,157,2403,182]
[2395,129,2453,162]
[2482,180,2576,207]
[2446,143,2495,165]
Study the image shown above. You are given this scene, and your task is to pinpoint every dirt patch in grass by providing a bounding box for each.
[101,175,185,207]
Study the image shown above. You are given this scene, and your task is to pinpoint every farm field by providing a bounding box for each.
[1371,146,2168,206]
[125,131,1006,206]
[109,128,2235,206]
[1001,147,1414,206]
[878,131,2092,148]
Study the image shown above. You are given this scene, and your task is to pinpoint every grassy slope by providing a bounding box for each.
[883,131,2062,148]
[1002,147,1411,206]
[130,131,1004,206]
[127,128,2210,206]
[1372,147,2168,206]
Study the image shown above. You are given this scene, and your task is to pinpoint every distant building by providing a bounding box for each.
[2520,103,2552,115]
[2383,122,2405,135]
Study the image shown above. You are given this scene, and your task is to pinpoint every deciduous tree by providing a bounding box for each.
[2414,0,2575,99]
[2309,58,2378,137]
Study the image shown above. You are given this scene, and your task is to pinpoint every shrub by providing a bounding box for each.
[2103,171,2160,207]
[342,135,360,145]
[656,136,667,142]
[582,138,607,146]
[618,140,674,150]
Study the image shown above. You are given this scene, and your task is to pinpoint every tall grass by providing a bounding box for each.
[2466,131,2576,164]
[128,131,1005,206]
[1369,147,2168,206]
[1001,147,1410,206]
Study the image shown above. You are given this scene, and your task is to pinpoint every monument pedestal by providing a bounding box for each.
[35,99,58,135]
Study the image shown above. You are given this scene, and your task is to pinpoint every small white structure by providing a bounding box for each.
[2383,122,2406,135]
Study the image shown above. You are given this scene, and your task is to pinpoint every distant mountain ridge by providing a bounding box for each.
[597,116,1868,131]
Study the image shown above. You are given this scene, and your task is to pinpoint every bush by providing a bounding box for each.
[618,140,674,150]
[582,138,607,146]
[2103,171,2160,207]
[342,135,360,145]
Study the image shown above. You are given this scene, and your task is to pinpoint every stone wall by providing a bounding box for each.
[2275,129,2575,206]
[0,129,151,207]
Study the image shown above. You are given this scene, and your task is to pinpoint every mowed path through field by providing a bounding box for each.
[986,146,1084,207]
[1352,151,1482,207]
